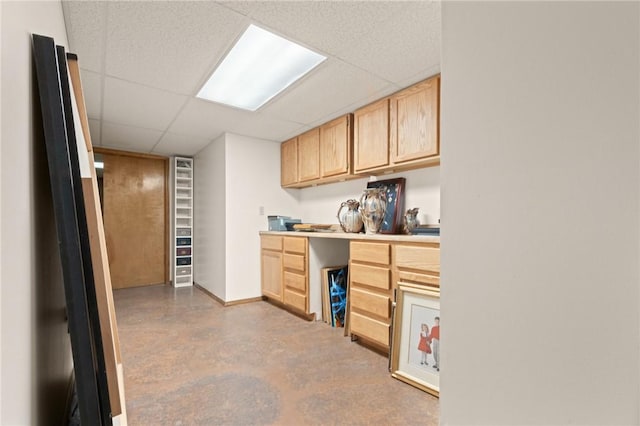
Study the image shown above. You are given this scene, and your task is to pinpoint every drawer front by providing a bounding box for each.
[350,312,389,347]
[176,247,191,256]
[176,237,191,246]
[394,245,440,273]
[350,263,390,291]
[350,287,390,319]
[176,228,191,237]
[261,235,283,251]
[351,242,390,265]
[283,237,306,254]
[176,257,191,266]
[176,267,191,276]
[284,289,306,312]
[284,271,306,292]
[283,253,305,272]
[398,271,440,287]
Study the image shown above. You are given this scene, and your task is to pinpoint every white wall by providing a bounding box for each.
[299,167,440,226]
[194,134,227,299]
[1,1,73,424]
[224,133,300,301]
[440,2,639,424]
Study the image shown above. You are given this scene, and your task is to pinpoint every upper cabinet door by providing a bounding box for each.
[353,98,390,173]
[390,75,440,164]
[320,114,352,178]
[297,128,320,182]
[280,137,298,187]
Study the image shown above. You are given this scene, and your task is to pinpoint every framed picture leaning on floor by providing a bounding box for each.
[390,283,440,397]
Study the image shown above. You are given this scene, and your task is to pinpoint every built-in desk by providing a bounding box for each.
[259,231,440,352]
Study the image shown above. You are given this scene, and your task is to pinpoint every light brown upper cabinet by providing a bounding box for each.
[354,75,440,174]
[297,128,320,183]
[354,98,390,173]
[320,114,353,178]
[281,113,356,188]
[390,75,440,165]
[280,137,298,187]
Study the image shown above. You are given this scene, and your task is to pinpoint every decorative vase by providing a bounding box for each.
[403,207,420,234]
[359,188,387,234]
[337,199,364,233]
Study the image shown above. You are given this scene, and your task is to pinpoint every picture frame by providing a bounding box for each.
[321,265,349,327]
[366,177,405,234]
[390,283,440,397]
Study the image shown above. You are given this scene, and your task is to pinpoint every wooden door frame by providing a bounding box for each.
[94,147,170,285]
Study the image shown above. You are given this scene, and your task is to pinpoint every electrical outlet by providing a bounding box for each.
[259,206,264,216]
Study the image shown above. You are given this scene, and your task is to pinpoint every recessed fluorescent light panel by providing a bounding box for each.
[197,24,326,111]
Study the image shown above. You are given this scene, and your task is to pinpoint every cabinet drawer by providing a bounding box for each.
[176,237,191,246]
[283,253,305,272]
[176,266,191,276]
[350,263,390,291]
[261,235,283,251]
[283,237,306,254]
[176,247,191,256]
[394,245,440,273]
[351,242,390,265]
[350,312,389,347]
[284,271,306,292]
[176,228,191,237]
[284,289,306,312]
[398,271,440,287]
[350,287,390,319]
[176,257,191,266]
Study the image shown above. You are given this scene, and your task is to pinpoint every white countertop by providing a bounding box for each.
[259,230,440,244]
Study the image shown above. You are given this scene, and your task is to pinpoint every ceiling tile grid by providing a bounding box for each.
[62,0,441,156]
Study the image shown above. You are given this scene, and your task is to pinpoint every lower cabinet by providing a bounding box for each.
[349,240,441,352]
[261,235,310,317]
[261,236,283,301]
[348,241,392,348]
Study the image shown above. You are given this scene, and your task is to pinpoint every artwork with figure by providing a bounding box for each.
[408,305,440,374]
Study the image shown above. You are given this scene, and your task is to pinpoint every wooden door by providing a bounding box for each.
[280,137,298,187]
[354,98,390,172]
[297,128,320,182]
[390,76,440,164]
[100,149,168,289]
[320,114,352,178]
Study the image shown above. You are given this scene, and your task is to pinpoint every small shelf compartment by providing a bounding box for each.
[173,156,194,287]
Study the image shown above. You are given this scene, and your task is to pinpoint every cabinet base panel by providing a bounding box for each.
[350,333,391,357]
[263,296,315,321]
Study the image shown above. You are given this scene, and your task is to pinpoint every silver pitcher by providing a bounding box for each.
[359,188,387,234]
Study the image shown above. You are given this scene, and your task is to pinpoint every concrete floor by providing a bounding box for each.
[114,284,439,425]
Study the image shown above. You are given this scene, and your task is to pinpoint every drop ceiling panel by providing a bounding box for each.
[264,59,394,125]
[152,132,213,157]
[332,2,440,84]
[62,1,107,73]
[104,1,248,94]
[101,122,164,152]
[77,69,102,119]
[167,99,228,140]
[168,98,304,142]
[102,77,187,131]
